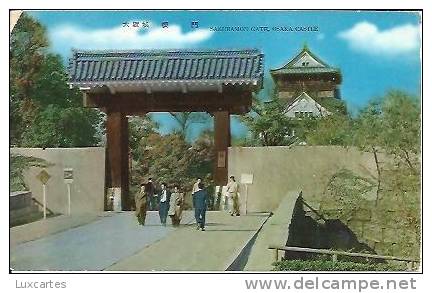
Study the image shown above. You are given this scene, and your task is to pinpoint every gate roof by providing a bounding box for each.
[68,49,264,92]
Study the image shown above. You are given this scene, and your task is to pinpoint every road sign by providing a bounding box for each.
[240,173,254,184]
[36,169,50,219]
[64,168,73,183]
[36,169,51,185]
[240,173,253,215]
[217,151,226,168]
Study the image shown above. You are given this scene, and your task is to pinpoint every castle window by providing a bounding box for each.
[294,111,315,118]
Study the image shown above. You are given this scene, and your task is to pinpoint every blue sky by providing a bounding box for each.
[29,10,422,140]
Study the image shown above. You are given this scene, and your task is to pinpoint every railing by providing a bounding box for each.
[268,245,420,270]
[31,198,55,216]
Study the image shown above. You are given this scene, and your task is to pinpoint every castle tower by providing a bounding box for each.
[270,45,342,105]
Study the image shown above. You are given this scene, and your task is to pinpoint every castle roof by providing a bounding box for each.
[284,92,331,117]
[270,45,340,76]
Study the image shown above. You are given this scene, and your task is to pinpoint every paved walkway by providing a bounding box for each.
[10,213,101,249]
[10,212,194,271]
[106,211,269,271]
[10,211,269,271]
[243,191,300,270]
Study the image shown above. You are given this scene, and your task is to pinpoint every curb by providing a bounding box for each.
[224,212,272,271]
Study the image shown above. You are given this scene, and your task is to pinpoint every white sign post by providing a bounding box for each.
[66,184,71,216]
[64,168,74,216]
[240,173,254,215]
[42,184,47,219]
[36,170,51,220]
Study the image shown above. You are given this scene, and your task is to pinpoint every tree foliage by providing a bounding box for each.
[240,93,297,146]
[128,115,214,196]
[20,105,102,147]
[136,131,214,191]
[10,154,53,192]
[146,133,192,187]
[10,13,102,147]
[10,13,48,144]
[128,115,160,190]
[380,91,420,172]
[301,114,353,146]
[169,112,210,140]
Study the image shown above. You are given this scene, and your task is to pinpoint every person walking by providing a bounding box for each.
[146,177,157,211]
[158,182,171,226]
[168,185,184,226]
[191,177,201,209]
[194,182,208,231]
[226,176,240,216]
[135,183,149,225]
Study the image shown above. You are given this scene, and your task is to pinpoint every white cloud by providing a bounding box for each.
[338,21,420,56]
[316,33,325,41]
[50,21,214,51]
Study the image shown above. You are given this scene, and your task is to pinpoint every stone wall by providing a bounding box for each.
[227,146,420,259]
[11,148,105,215]
[228,146,377,213]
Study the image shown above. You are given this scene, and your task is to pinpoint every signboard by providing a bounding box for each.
[240,173,253,215]
[240,173,254,185]
[217,151,226,168]
[36,169,51,185]
[36,169,50,219]
[64,168,74,183]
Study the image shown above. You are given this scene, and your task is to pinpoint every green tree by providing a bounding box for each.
[169,112,210,140]
[240,94,297,146]
[129,115,160,161]
[353,100,383,206]
[31,54,82,108]
[317,97,348,116]
[128,115,160,189]
[302,114,353,146]
[10,12,49,145]
[10,14,103,148]
[379,91,421,240]
[20,105,102,147]
[188,129,215,184]
[146,133,193,188]
[352,90,421,206]
[128,124,215,200]
[381,90,420,172]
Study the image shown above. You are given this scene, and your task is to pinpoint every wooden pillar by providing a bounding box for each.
[214,111,230,186]
[106,111,130,211]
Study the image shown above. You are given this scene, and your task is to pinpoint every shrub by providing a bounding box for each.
[10,154,52,192]
[273,259,406,271]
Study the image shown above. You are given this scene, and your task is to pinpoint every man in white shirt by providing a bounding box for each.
[158,183,171,226]
[226,176,240,216]
[191,177,202,208]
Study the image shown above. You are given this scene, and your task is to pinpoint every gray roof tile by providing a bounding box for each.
[68,49,264,87]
